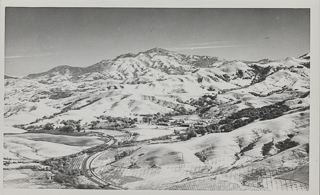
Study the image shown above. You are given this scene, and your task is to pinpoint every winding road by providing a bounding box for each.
[80,133,130,190]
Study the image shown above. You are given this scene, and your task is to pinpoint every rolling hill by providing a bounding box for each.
[4,48,310,130]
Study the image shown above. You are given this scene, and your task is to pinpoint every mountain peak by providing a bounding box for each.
[144,47,173,55]
[25,65,86,79]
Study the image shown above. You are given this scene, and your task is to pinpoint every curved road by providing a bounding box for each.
[81,134,125,190]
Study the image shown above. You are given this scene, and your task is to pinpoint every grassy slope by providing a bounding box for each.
[112,110,309,169]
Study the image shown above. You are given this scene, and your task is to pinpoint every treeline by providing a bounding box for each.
[114,149,135,161]
[14,119,83,132]
[15,115,139,132]
[175,102,291,142]
[43,120,82,132]
[89,116,137,130]
[168,106,194,116]
[261,137,300,156]
[170,94,217,117]
[227,102,290,121]
[216,103,290,132]
[190,94,217,107]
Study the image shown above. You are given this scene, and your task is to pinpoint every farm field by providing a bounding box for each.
[3,169,66,189]
[92,154,309,190]
[68,153,88,170]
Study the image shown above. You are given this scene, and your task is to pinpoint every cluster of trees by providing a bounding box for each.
[178,129,197,141]
[43,156,102,189]
[175,103,289,140]
[118,139,136,146]
[15,119,83,132]
[215,103,290,133]
[89,116,137,130]
[195,151,207,162]
[96,115,137,123]
[56,120,82,132]
[261,140,274,156]
[250,65,272,84]
[26,120,83,132]
[189,94,217,107]
[182,94,218,117]
[195,126,208,136]
[169,106,194,116]
[49,88,72,100]
[240,142,256,155]
[174,124,220,142]
[226,103,289,120]
[141,112,173,124]
[150,135,172,141]
[114,149,135,161]
[261,137,299,156]
[275,138,299,153]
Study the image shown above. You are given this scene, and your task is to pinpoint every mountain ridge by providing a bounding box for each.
[22,48,310,80]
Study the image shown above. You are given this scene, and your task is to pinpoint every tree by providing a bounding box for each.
[236,70,244,78]
[275,139,299,152]
[179,134,188,141]
[76,124,81,132]
[187,129,197,140]
[221,124,233,132]
[197,77,203,83]
[261,141,274,156]
[174,129,180,135]
[198,127,207,136]
[43,123,54,130]
[61,125,75,132]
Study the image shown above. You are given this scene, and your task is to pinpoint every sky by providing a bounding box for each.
[5,8,310,76]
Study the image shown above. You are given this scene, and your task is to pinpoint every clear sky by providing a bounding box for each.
[5,8,310,76]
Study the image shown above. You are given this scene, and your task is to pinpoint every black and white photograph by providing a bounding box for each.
[1,0,319,193]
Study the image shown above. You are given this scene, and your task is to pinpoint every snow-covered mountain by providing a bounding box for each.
[4,48,310,130]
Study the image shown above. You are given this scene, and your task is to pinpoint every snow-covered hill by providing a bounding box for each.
[4,48,310,129]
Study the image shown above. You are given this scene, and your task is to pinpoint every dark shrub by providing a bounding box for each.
[261,141,274,156]
[275,139,299,152]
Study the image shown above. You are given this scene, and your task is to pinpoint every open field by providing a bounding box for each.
[125,124,187,141]
[7,133,106,146]
[4,132,107,160]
